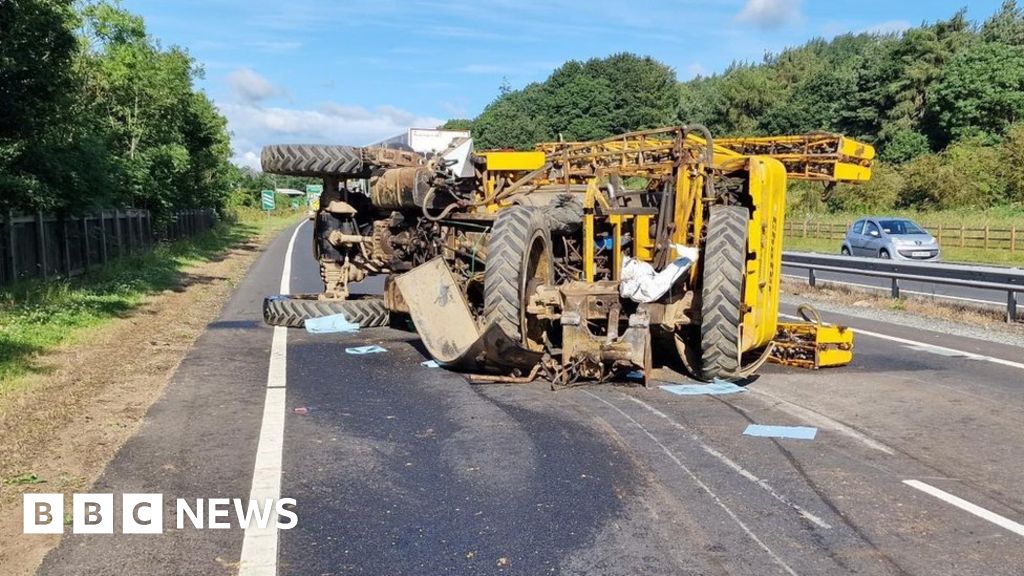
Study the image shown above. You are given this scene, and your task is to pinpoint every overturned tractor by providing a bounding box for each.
[262,127,872,384]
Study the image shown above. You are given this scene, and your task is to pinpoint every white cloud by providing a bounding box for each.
[736,0,802,30]
[218,101,444,169]
[860,19,912,36]
[227,68,284,105]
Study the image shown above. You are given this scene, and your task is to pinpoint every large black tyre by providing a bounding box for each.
[483,206,553,348]
[261,144,365,178]
[700,205,749,380]
[263,294,389,328]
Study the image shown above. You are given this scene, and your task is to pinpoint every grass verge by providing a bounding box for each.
[0,209,297,395]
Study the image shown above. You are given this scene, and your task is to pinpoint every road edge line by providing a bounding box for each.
[239,220,305,576]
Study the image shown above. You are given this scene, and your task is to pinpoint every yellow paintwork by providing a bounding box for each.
[742,157,788,352]
[481,151,546,172]
[771,322,854,369]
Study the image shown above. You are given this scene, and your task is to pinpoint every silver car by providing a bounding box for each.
[841,217,940,261]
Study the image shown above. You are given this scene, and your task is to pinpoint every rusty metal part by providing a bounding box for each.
[465,364,543,384]
[370,167,433,209]
[384,276,409,314]
[324,200,357,215]
[558,281,651,380]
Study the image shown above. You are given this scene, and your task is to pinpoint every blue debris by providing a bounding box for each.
[743,424,818,440]
[345,345,387,355]
[304,313,359,334]
[625,370,644,380]
[660,380,746,396]
[421,359,440,368]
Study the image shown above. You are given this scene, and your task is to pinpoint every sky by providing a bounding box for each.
[124,0,1005,170]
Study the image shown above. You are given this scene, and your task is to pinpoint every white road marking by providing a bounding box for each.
[903,480,1024,538]
[748,389,895,455]
[778,313,1024,371]
[239,220,305,576]
[781,273,1012,308]
[627,396,833,528]
[585,391,802,576]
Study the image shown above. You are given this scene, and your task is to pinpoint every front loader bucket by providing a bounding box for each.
[395,258,485,369]
[395,258,545,374]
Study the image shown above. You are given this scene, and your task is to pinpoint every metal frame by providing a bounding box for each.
[782,252,1022,322]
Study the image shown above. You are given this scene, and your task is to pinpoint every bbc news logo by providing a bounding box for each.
[24,494,297,534]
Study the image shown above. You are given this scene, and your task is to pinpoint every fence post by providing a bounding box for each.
[1012,226,1017,254]
[114,209,124,259]
[802,220,808,238]
[99,211,109,264]
[82,215,91,272]
[35,211,47,280]
[938,223,943,245]
[984,225,990,250]
[60,214,71,277]
[3,210,14,284]
[960,225,965,248]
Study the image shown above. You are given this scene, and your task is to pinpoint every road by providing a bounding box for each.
[36,221,1024,575]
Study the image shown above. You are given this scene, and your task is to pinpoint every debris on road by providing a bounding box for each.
[660,379,746,396]
[292,406,311,415]
[421,359,440,368]
[304,313,359,334]
[743,424,818,440]
[345,345,387,355]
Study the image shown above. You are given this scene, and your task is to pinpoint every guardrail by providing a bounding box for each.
[781,251,1023,322]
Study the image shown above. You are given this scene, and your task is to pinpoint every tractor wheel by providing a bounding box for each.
[483,206,553,350]
[263,294,389,328]
[699,205,749,380]
[261,144,366,178]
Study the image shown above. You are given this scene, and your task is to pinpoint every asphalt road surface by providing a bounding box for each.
[37,221,1024,575]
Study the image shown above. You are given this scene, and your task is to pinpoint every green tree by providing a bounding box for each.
[931,41,1024,143]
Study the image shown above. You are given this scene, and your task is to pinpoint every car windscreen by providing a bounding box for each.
[879,220,927,235]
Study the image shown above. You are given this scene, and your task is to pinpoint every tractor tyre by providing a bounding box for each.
[261,144,366,178]
[263,294,389,328]
[699,205,749,380]
[483,206,553,349]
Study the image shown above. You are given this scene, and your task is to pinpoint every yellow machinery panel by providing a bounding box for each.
[770,306,854,369]
[742,157,788,352]
[481,151,546,172]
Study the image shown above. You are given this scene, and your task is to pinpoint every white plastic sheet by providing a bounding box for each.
[619,245,700,303]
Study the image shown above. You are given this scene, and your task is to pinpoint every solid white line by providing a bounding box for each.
[781,273,1009,308]
[748,390,895,456]
[903,480,1024,538]
[778,313,1024,372]
[626,396,833,529]
[239,220,305,576]
[585,391,801,576]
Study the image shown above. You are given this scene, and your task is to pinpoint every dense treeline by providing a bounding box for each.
[448,2,1024,213]
[0,0,250,220]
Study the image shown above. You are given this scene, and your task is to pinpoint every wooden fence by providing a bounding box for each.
[784,219,1019,253]
[0,208,217,287]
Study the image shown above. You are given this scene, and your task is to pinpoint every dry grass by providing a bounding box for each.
[781,278,1024,336]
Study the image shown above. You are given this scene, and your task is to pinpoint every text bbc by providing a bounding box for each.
[23,494,297,534]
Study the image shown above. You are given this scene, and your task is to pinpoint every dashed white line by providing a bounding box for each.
[626,395,833,529]
[748,389,895,455]
[778,313,1024,371]
[239,220,305,576]
[585,391,802,576]
[903,480,1024,538]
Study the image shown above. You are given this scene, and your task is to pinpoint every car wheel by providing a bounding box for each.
[841,246,851,256]
[879,249,891,259]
